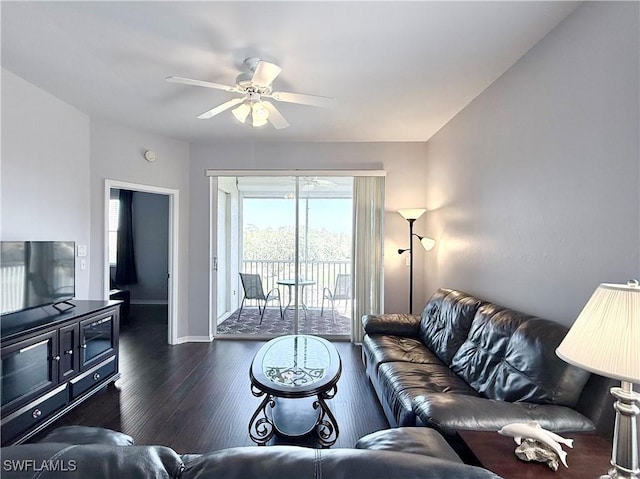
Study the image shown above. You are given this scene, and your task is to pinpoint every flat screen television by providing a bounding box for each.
[0,241,76,315]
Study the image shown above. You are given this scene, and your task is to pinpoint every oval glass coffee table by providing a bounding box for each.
[248,334,342,447]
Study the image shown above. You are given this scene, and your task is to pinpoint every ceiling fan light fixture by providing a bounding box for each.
[251,101,269,127]
[167,58,334,129]
[232,103,251,123]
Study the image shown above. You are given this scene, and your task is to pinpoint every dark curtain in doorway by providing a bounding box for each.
[115,189,138,284]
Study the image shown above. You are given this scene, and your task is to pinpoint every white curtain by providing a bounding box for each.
[351,176,385,343]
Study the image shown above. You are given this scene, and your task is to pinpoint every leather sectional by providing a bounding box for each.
[362,288,615,440]
[1,425,502,478]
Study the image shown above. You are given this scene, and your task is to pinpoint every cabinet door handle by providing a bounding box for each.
[80,344,87,349]
[65,349,73,355]
[32,408,42,419]
[93,373,100,381]
[53,356,60,361]
[19,340,48,354]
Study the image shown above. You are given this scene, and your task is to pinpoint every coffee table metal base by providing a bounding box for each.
[248,383,339,447]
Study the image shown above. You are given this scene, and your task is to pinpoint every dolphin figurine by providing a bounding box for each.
[504,421,573,448]
[497,421,571,468]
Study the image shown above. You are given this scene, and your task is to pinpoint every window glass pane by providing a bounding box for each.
[109,232,117,265]
[223,175,353,338]
[109,199,119,264]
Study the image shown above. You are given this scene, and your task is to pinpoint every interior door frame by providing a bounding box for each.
[103,180,180,345]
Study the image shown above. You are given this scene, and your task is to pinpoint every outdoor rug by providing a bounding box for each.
[216,307,351,335]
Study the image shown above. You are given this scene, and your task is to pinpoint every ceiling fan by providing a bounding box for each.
[301,177,337,191]
[167,57,335,129]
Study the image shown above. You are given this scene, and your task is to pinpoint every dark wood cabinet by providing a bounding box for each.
[0,301,121,446]
[58,323,79,381]
[1,330,59,412]
[79,311,118,370]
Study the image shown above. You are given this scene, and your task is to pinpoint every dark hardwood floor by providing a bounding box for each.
[32,304,389,453]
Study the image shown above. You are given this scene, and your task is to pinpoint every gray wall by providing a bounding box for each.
[89,119,190,337]
[1,68,91,300]
[423,1,640,325]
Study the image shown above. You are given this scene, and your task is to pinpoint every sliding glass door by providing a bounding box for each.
[212,175,353,339]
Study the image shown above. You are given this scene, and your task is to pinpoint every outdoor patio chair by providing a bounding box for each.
[321,273,352,322]
[238,273,283,325]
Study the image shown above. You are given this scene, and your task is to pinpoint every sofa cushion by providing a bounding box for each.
[450,303,591,406]
[363,335,444,369]
[412,393,596,435]
[377,361,478,426]
[418,289,483,365]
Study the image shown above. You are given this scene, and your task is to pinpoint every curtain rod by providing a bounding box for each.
[205,169,386,177]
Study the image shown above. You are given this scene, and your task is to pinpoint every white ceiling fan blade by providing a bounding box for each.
[197,97,246,119]
[262,101,290,130]
[270,91,335,108]
[166,76,238,93]
[251,61,282,87]
[314,178,337,187]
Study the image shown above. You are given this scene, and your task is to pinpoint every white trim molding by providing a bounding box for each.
[104,180,180,345]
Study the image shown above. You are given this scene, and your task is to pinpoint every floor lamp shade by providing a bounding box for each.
[419,237,436,251]
[396,208,434,314]
[397,208,426,221]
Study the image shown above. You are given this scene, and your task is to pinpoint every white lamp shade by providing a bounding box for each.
[556,282,640,383]
[397,208,427,220]
[252,102,269,127]
[420,237,436,251]
[232,103,251,123]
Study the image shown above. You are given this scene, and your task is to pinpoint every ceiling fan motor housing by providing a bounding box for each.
[243,57,261,72]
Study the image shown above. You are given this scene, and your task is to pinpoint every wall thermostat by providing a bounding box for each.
[144,150,156,162]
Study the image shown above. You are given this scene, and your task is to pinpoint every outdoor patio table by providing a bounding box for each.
[277,279,316,317]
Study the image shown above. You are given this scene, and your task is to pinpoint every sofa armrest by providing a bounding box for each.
[412,394,596,436]
[38,426,134,446]
[356,427,463,464]
[362,313,421,337]
[1,444,184,479]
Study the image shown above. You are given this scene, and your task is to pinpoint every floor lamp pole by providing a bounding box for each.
[408,218,415,314]
[397,208,432,316]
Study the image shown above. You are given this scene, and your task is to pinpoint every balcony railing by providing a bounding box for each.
[242,259,350,310]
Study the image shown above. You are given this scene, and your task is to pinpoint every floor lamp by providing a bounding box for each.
[556,281,640,479]
[397,208,436,314]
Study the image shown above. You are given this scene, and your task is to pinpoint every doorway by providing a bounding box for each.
[104,180,180,344]
[210,174,354,340]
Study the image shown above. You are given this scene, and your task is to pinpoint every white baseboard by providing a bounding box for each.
[130,300,168,305]
[173,335,214,344]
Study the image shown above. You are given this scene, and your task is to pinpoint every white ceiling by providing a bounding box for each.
[1,1,579,143]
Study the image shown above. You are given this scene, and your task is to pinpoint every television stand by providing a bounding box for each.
[0,300,121,446]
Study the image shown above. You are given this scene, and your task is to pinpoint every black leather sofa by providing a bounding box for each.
[362,288,616,440]
[1,426,503,478]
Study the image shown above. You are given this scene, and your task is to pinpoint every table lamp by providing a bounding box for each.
[397,208,436,314]
[556,280,640,479]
